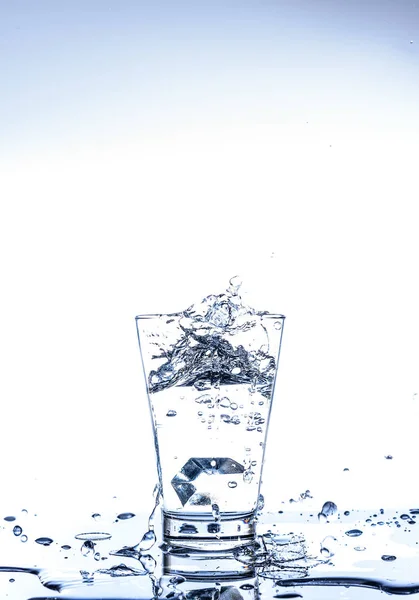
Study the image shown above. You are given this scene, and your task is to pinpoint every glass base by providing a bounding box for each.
[162,510,257,552]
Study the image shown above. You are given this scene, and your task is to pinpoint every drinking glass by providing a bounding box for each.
[136,309,285,551]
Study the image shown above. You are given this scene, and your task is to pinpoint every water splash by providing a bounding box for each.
[146,280,279,399]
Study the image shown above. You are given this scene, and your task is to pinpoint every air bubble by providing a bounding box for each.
[243,470,254,483]
[21,535,28,543]
[219,397,231,408]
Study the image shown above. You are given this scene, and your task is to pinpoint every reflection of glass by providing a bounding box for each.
[136,306,285,551]
[160,567,257,600]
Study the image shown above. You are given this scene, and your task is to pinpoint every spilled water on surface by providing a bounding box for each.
[1,495,419,599]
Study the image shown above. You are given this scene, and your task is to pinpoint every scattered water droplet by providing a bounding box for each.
[61,545,71,550]
[92,513,101,520]
[320,536,338,558]
[344,511,350,516]
[139,529,156,551]
[117,512,136,520]
[140,554,156,573]
[166,409,177,417]
[345,529,363,537]
[355,546,366,551]
[4,516,16,522]
[274,321,282,330]
[385,455,393,460]
[228,481,237,488]
[257,494,265,511]
[35,537,53,546]
[319,501,337,520]
[9,578,15,583]
[81,540,95,556]
[94,551,101,561]
[75,532,112,540]
[230,402,238,410]
[13,525,22,536]
[381,554,397,561]
[20,535,28,543]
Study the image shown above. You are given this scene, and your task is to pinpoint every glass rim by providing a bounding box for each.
[136,312,286,320]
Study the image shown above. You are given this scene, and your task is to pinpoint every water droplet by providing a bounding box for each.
[35,537,53,546]
[140,554,156,573]
[257,494,265,511]
[81,540,95,556]
[400,514,410,520]
[228,275,242,296]
[13,525,22,536]
[231,416,241,424]
[117,512,136,520]
[139,529,156,551]
[61,545,71,550]
[9,578,15,583]
[228,481,237,488]
[318,512,327,523]
[344,511,350,516]
[381,554,397,561]
[197,411,203,416]
[166,410,177,417]
[385,455,393,460]
[320,501,338,520]
[343,467,349,472]
[20,535,28,543]
[92,513,101,520]
[230,402,238,410]
[355,546,366,551]
[75,532,112,541]
[345,529,363,537]
[4,516,16,522]
[21,509,28,514]
[212,503,220,521]
[94,551,101,561]
[320,536,338,558]
[274,321,282,330]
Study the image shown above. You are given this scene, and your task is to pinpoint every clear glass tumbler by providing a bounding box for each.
[136,305,285,551]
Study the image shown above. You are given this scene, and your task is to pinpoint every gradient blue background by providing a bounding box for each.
[1,1,418,519]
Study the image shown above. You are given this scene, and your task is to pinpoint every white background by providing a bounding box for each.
[1,2,418,526]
